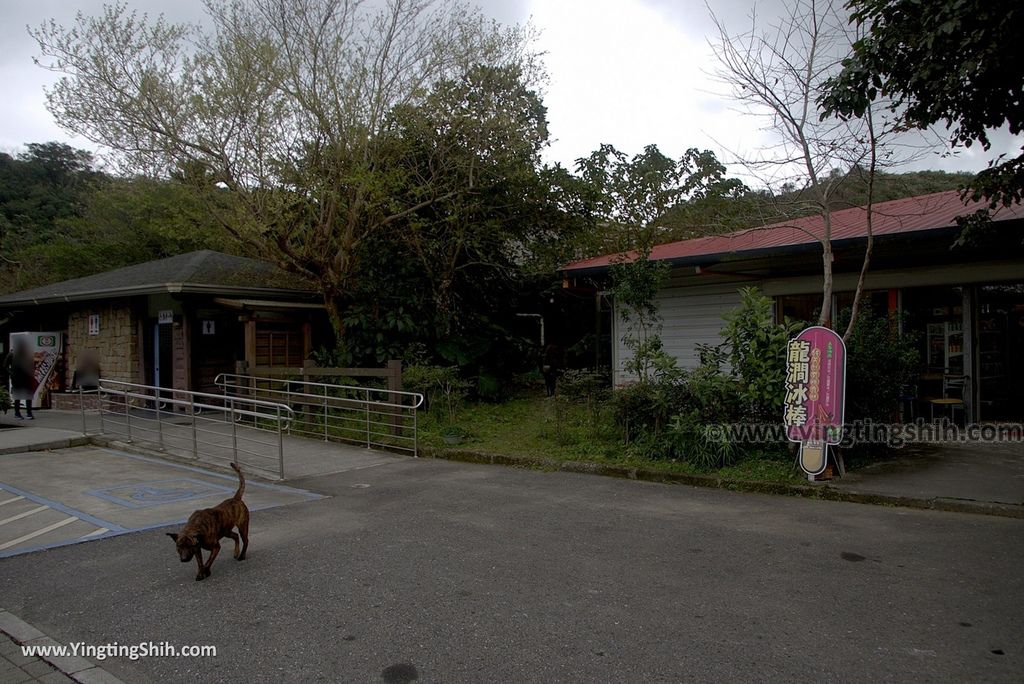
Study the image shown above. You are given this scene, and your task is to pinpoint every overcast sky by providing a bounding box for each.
[1,0,1020,182]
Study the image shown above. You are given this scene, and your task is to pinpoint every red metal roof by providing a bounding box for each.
[563,190,1024,272]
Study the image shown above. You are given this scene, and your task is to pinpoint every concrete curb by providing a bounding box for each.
[0,609,125,683]
[0,435,90,456]
[420,447,1024,519]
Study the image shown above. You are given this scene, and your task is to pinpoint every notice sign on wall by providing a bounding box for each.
[158,310,173,325]
[88,314,100,336]
[202,320,216,335]
[784,326,846,477]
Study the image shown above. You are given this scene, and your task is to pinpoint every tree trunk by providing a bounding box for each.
[322,288,345,346]
[843,209,874,342]
[818,237,834,328]
[844,106,879,342]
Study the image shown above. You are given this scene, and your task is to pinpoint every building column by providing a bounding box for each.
[244,317,257,370]
[962,286,978,422]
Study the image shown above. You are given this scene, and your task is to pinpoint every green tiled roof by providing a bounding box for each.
[0,250,317,306]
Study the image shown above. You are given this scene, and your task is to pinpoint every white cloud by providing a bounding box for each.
[0,0,1018,181]
[530,0,773,171]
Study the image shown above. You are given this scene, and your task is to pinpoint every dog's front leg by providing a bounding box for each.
[200,543,221,580]
[194,548,206,581]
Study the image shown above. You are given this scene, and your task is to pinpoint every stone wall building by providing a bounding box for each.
[0,251,328,408]
[66,301,141,386]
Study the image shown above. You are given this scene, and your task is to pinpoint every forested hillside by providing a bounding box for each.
[0,143,237,294]
[659,167,975,241]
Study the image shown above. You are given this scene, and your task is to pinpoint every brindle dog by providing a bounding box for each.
[167,462,249,581]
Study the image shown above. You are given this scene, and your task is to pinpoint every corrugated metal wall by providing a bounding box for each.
[612,284,744,384]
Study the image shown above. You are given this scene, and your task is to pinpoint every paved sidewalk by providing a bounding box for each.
[0,423,88,456]
[1,610,121,683]
[830,442,1024,506]
[1,632,75,683]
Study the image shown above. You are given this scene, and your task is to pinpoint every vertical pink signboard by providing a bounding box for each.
[783,326,846,477]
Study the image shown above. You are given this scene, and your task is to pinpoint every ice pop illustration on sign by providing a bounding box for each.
[784,326,846,477]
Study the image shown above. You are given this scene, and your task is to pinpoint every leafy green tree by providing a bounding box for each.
[32,0,541,338]
[388,63,550,336]
[321,62,587,373]
[822,0,1024,208]
[576,143,745,382]
[575,144,744,252]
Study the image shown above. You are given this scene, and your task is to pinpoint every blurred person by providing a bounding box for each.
[5,338,36,419]
[71,349,101,391]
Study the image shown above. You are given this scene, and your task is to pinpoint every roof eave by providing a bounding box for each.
[0,282,319,307]
[561,226,963,277]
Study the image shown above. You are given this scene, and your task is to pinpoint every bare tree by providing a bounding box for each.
[32,0,541,336]
[709,0,927,337]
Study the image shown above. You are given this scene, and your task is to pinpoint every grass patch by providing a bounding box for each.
[419,391,802,484]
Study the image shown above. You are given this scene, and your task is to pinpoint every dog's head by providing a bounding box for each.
[166,532,198,562]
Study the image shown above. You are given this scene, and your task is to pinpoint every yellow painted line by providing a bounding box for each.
[81,527,109,539]
[0,506,47,527]
[0,516,78,551]
[0,496,25,507]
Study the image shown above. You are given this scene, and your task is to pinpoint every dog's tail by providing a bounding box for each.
[230,462,246,500]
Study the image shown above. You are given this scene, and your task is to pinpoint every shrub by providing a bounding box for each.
[558,368,609,436]
[402,365,470,424]
[837,306,920,423]
[611,371,694,443]
[709,287,802,421]
[612,381,660,443]
[666,413,742,469]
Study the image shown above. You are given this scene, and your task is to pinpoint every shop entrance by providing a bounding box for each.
[903,283,1024,422]
[977,284,1024,421]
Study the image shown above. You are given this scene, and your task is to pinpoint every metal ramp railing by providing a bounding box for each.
[214,373,424,456]
[90,379,295,479]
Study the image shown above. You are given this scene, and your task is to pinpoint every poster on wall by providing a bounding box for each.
[8,332,64,409]
[783,326,846,477]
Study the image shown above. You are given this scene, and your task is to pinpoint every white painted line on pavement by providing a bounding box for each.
[0,495,25,507]
[0,516,78,550]
[81,527,109,538]
[0,505,48,527]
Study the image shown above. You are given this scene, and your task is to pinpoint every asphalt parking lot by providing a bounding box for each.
[1,453,1021,683]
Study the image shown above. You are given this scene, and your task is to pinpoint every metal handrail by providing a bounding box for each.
[214,372,423,455]
[100,379,295,419]
[93,378,295,479]
[213,373,425,410]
